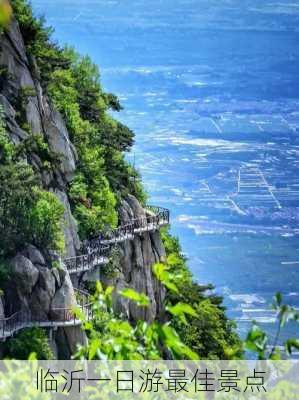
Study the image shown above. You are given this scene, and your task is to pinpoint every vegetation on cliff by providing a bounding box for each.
[11,0,145,241]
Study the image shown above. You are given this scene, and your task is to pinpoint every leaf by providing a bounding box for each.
[88,338,101,360]
[161,325,199,360]
[119,288,150,307]
[0,1,12,28]
[95,281,103,294]
[245,324,268,357]
[269,347,281,360]
[105,286,114,297]
[285,339,299,356]
[152,263,178,293]
[167,302,198,318]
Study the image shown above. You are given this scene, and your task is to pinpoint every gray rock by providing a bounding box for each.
[62,326,88,356]
[29,287,51,320]
[0,18,87,357]
[26,245,46,266]
[50,273,76,321]
[26,96,43,134]
[54,190,81,258]
[54,327,87,359]
[39,267,56,298]
[10,255,39,295]
[0,95,29,144]
[5,18,28,64]
[44,105,77,182]
[51,268,61,288]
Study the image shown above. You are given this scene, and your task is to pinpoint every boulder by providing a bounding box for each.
[29,287,51,320]
[50,273,76,321]
[25,245,46,266]
[39,267,56,299]
[10,255,39,295]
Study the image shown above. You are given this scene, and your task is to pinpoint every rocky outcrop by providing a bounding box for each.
[10,254,39,296]
[100,195,166,323]
[0,18,80,257]
[3,246,76,318]
[2,243,87,358]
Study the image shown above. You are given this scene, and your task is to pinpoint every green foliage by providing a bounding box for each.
[100,245,121,278]
[245,293,299,359]
[28,188,65,253]
[103,150,147,204]
[0,163,37,256]
[75,282,198,360]
[15,133,60,171]
[0,0,12,29]
[158,227,242,359]
[3,327,54,359]
[119,288,150,307]
[0,259,11,291]
[0,163,64,256]
[13,85,36,127]
[11,0,70,86]
[47,57,119,238]
[0,107,14,164]
[69,173,117,238]
[47,46,145,212]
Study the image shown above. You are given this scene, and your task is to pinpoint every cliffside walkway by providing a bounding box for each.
[0,289,92,339]
[64,205,169,275]
[0,206,169,339]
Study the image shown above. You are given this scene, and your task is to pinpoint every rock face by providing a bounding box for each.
[101,195,167,323]
[0,18,80,257]
[4,246,75,317]
[2,245,86,354]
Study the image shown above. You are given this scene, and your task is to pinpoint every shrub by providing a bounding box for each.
[11,0,70,86]
[75,283,198,360]
[3,327,54,359]
[15,133,60,171]
[0,163,65,256]
[0,260,11,292]
[28,189,65,253]
[0,107,14,164]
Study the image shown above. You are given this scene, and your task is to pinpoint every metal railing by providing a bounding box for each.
[65,205,169,273]
[89,205,170,246]
[64,245,110,274]
[0,289,93,339]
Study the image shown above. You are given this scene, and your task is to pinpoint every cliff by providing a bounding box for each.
[0,16,166,358]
